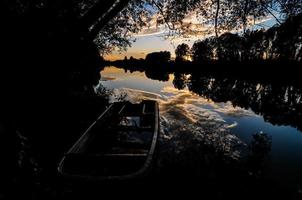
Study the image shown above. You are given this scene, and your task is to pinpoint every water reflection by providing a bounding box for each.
[247,132,272,178]
[100,67,302,132]
[96,66,302,197]
[185,74,302,131]
[145,69,170,82]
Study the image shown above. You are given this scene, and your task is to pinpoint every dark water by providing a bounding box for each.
[3,65,302,199]
[95,66,302,197]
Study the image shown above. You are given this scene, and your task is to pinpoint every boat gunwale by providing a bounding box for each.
[57,101,159,181]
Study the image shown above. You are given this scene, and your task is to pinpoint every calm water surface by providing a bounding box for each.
[96,66,302,192]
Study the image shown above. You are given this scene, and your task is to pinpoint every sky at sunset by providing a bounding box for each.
[105,14,277,61]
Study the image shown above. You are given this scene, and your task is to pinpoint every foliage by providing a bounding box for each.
[191,38,214,63]
[217,33,243,62]
[189,13,302,62]
[95,0,154,54]
[153,0,297,34]
[3,0,302,54]
[175,43,190,62]
[145,51,171,63]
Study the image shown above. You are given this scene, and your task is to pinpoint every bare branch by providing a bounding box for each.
[215,0,220,37]
[242,0,249,33]
[259,0,282,24]
[152,0,175,30]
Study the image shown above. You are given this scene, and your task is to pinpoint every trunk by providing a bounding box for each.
[242,0,249,34]
[215,0,220,38]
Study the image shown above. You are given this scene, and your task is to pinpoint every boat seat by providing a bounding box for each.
[65,153,148,158]
[114,126,152,131]
[62,153,147,176]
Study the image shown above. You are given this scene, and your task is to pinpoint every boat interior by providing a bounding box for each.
[61,100,157,177]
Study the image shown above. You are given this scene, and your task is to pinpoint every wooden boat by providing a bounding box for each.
[58,100,159,181]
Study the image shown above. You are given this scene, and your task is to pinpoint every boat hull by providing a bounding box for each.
[58,100,159,181]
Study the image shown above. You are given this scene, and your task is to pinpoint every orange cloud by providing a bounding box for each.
[104,52,147,61]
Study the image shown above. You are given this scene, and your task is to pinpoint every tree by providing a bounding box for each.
[4,0,301,55]
[145,51,171,64]
[216,33,243,62]
[191,38,214,63]
[277,0,302,18]
[175,43,190,62]
[240,13,302,61]
[271,13,302,61]
[173,73,187,90]
[152,0,275,37]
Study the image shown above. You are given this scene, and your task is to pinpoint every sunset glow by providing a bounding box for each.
[105,14,277,61]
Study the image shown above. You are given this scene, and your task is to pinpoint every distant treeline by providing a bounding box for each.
[106,13,301,68]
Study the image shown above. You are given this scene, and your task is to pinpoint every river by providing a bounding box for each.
[95,66,302,197]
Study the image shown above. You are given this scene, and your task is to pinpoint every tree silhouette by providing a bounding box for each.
[191,38,214,63]
[217,33,243,62]
[272,13,302,61]
[145,51,171,64]
[151,0,284,37]
[277,0,302,18]
[175,43,190,62]
[246,132,272,178]
[242,29,267,61]
[188,13,302,63]
[173,72,187,90]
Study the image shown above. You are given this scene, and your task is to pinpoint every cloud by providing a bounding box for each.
[100,76,116,81]
[104,51,148,60]
[106,11,276,61]
[133,12,210,40]
[132,14,166,37]
[133,29,166,37]
[132,11,274,42]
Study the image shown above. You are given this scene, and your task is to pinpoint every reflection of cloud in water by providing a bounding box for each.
[225,121,238,129]
[106,88,250,170]
[109,88,167,103]
[161,86,256,118]
[215,106,256,118]
[100,76,117,81]
[109,86,246,127]
[161,86,189,94]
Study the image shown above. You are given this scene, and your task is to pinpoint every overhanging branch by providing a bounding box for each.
[85,0,131,41]
[79,0,118,30]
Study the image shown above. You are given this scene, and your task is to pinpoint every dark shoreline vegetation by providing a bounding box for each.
[0,0,302,199]
[106,60,302,81]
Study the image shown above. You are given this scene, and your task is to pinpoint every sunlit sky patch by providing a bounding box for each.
[105,12,278,61]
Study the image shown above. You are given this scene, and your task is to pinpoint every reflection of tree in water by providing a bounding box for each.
[246,132,272,178]
[144,69,170,82]
[173,72,187,90]
[181,73,302,131]
[105,68,302,132]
